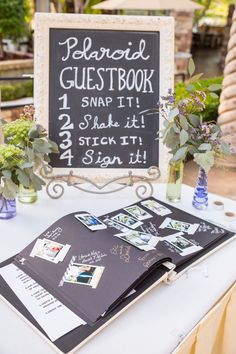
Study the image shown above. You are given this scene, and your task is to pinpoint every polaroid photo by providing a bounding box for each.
[29,239,42,258]
[30,239,70,263]
[124,205,152,221]
[103,218,130,233]
[111,213,143,229]
[74,213,107,231]
[159,217,199,235]
[141,199,172,216]
[163,232,203,256]
[114,230,159,251]
[63,263,104,289]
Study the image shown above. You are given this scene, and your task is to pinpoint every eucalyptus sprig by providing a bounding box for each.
[156,59,231,173]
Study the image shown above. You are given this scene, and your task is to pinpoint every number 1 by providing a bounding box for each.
[58,94,70,110]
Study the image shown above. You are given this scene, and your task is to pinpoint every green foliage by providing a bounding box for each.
[0,81,33,101]
[175,76,223,122]
[156,60,231,174]
[0,0,31,40]
[0,106,59,199]
[2,114,59,169]
[188,58,195,77]
[0,144,25,199]
[3,117,33,146]
[0,145,24,170]
[194,150,215,174]
[194,0,234,25]
[83,0,102,14]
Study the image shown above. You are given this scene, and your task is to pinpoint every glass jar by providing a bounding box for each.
[192,167,208,210]
[18,185,38,204]
[166,161,184,202]
[0,194,16,219]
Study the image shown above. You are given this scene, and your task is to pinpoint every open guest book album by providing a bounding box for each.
[0,197,235,353]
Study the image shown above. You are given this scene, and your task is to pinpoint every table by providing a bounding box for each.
[173,281,236,354]
[1,184,236,354]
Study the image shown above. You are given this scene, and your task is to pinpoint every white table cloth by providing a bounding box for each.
[0,183,236,354]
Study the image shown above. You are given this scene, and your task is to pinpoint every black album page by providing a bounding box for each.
[13,210,170,324]
[0,255,168,354]
[99,197,234,270]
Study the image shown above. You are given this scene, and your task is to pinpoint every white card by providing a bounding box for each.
[124,205,152,221]
[74,213,107,231]
[141,200,172,216]
[103,218,130,233]
[159,217,199,235]
[63,262,105,289]
[0,264,85,341]
[162,232,203,256]
[30,238,70,263]
[114,230,159,251]
[112,213,143,229]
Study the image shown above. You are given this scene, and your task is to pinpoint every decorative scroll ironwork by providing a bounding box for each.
[40,166,161,199]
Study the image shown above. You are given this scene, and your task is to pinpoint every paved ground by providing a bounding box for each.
[184,160,236,200]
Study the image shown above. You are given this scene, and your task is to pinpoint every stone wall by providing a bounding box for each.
[1,107,24,122]
[0,59,33,79]
[171,10,195,76]
[172,10,194,53]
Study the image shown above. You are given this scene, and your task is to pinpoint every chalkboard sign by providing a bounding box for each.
[34,14,174,180]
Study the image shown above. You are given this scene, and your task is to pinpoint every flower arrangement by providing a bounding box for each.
[0,105,58,199]
[156,59,231,173]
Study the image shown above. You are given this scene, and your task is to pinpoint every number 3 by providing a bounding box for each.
[59,131,72,149]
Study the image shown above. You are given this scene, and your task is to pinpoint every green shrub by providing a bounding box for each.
[175,76,223,122]
[0,80,33,101]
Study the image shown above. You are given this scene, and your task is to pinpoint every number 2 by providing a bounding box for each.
[58,114,74,130]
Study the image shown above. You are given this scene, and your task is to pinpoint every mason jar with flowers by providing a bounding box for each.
[0,106,58,217]
[155,59,231,207]
[1,105,58,205]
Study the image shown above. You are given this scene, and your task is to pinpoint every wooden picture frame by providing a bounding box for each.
[34,13,174,182]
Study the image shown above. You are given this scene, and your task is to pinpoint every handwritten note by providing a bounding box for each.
[42,227,63,240]
[76,250,107,264]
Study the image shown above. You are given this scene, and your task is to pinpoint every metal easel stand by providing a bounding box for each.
[40,165,161,200]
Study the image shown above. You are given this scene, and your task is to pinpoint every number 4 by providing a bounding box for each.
[60,149,74,166]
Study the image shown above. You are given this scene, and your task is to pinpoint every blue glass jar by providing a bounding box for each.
[0,194,16,219]
[192,167,208,210]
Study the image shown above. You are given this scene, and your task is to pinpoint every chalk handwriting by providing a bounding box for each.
[76,250,107,264]
[43,227,62,241]
[138,249,165,268]
[59,37,150,62]
[110,244,131,263]
[53,32,158,169]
